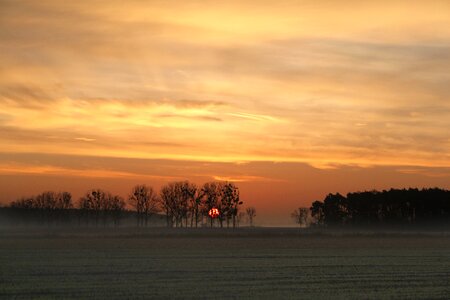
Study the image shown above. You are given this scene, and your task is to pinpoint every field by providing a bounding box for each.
[0,228,449,299]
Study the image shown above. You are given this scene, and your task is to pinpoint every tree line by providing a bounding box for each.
[3,181,258,228]
[305,188,450,227]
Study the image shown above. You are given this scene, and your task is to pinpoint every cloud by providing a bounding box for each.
[74,137,96,142]
[396,168,450,178]
[212,175,283,183]
[0,0,449,168]
[227,112,281,122]
[0,162,183,180]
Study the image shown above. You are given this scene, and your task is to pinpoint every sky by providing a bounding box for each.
[0,0,449,225]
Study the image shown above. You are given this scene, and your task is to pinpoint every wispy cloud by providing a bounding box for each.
[227,112,281,122]
[74,137,96,142]
[212,175,283,183]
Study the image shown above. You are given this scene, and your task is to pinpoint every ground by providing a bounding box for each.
[0,227,449,299]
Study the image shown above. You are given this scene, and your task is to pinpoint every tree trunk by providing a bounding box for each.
[166,209,170,227]
[195,209,198,228]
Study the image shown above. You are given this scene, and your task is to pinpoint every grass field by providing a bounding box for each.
[0,228,449,299]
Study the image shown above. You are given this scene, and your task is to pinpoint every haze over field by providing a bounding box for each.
[1,1,449,225]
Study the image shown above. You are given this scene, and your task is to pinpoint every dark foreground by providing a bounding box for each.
[0,228,449,299]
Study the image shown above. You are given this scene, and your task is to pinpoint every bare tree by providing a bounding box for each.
[159,181,242,228]
[35,191,58,210]
[188,183,204,228]
[56,192,73,209]
[201,182,222,227]
[159,182,179,227]
[10,191,73,225]
[237,211,246,227]
[10,197,35,209]
[176,181,193,227]
[11,191,73,210]
[129,185,159,226]
[159,181,193,228]
[79,189,106,226]
[55,192,73,223]
[79,189,126,226]
[107,194,126,226]
[246,207,256,227]
[291,207,309,228]
[80,189,104,226]
[220,182,243,228]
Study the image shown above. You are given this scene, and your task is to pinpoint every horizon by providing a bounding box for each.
[1,0,449,226]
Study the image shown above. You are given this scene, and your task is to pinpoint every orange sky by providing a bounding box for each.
[0,0,449,225]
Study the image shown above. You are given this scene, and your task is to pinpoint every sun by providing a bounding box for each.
[208,208,220,219]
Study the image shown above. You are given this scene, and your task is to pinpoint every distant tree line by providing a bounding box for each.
[2,181,251,228]
[8,190,127,227]
[309,188,450,227]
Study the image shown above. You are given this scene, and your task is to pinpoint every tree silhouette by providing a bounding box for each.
[11,192,64,210]
[57,192,73,209]
[221,182,243,228]
[107,195,126,226]
[7,184,448,229]
[309,188,450,227]
[79,189,125,226]
[10,197,35,209]
[79,189,105,226]
[291,207,308,227]
[322,193,347,225]
[201,182,222,227]
[188,183,203,228]
[246,207,256,227]
[310,200,324,225]
[159,182,180,227]
[236,211,246,227]
[10,191,73,225]
[128,185,159,226]
[176,181,194,228]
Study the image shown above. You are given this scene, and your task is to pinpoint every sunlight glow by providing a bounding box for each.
[0,1,449,221]
[208,208,220,219]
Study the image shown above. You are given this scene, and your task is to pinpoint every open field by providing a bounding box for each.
[0,228,449,299]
